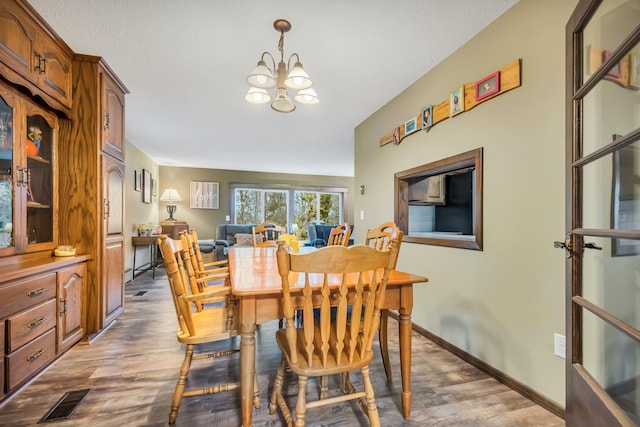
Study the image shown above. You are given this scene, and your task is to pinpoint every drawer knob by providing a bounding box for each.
[28,316,46,329]
[28,287,47,297]
[27,347,46,362]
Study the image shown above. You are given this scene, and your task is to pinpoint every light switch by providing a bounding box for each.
[360,210,364,220]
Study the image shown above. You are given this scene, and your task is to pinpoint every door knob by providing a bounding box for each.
[583,242,602,250]
[554,232,573,258]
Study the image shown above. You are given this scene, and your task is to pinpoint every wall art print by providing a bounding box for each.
[190,181,219,209]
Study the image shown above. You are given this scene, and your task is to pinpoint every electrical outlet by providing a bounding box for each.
[554,333,566,359]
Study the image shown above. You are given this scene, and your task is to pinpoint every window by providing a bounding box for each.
[294,191,342,239]
[234,189,288,225]
[231,185,347,239]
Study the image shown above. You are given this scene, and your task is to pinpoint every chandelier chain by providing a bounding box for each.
[278,32,285,62]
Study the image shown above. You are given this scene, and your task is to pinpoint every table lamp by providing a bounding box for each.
[160,187,182,221]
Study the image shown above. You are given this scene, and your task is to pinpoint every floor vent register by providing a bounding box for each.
[38,389,90,423]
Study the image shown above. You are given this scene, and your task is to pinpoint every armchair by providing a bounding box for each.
[307,223,354,247]
[215,223,257,260]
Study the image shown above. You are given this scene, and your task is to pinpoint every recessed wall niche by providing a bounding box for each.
[394,148,483,250]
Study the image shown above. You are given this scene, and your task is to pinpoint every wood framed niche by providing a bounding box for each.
[394,147,483,250]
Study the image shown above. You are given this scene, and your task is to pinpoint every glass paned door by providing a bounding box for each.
[0,93,14,250]
[25,112,54,247]
[567,0,640,425]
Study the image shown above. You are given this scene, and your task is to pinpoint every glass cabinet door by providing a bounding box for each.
[0,93,14,250]
[24,106,55,249]
[0,82,57,255]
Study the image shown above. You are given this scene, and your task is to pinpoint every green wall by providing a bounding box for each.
[354,0,576,406]
[123,142,160,282]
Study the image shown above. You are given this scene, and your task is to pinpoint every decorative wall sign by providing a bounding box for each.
[190,181,219,209]
[380,59,522,146]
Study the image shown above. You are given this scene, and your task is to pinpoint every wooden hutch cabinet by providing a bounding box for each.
[0,0,128,401]
[0,0,72,116]
[58,55,128,336]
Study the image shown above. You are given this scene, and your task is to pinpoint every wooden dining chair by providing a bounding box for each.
[158,235,260,424]
[327,222,351,246]
[364,222,403,381]
[184,229,229,272]
[181,230,229,284]
[253,222,287,247]
[269,239,400,426]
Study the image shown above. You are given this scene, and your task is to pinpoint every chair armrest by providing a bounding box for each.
[202,260,229,268]
[184,287,230,304]
[215,240,231,261]
[196,273,229,285]
[311,239,327,248]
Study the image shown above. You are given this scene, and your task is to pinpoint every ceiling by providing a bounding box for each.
[28,0,519,177]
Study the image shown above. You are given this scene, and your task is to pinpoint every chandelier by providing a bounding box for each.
[245,19,319,113]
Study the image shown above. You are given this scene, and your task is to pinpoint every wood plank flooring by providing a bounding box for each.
[0,269,565,426]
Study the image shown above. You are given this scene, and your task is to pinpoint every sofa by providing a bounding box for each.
[215,223,258,259]
[307,224,354,247]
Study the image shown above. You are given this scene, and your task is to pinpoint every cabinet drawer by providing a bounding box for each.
[0,273,56,319]
[7,298,56,352]
[6,328,55,391]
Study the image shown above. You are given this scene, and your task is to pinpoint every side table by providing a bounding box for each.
[132,235,164,279]
[160,221,189,239]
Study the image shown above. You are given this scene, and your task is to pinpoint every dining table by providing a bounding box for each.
[228,245,428,427]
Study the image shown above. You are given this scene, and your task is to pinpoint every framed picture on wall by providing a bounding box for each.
[475,71,500,101]
[404,117,417,135]
[449,86,464,117]
[134,170,141,192]
[602,50,622,78]
[421,105,433,129]
[190,181,219,209]
[142,169,152,204]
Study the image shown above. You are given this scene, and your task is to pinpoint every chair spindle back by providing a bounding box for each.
[275,240,399,369]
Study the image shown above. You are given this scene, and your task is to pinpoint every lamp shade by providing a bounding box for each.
[271,90,296,113]
[160,188,182,203]
[245,87,272,104]
[246,60,276,89]
[294,87,319,105]
[284,61,312,90]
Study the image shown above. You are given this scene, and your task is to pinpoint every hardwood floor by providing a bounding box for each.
[0,268,564,426]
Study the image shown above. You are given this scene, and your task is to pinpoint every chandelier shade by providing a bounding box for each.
[246,59,276,89]
[245,87,271,104]
[271,89,296,113]
[294,87,319,105]
[245,19,318,113]
[284,61,312,90]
